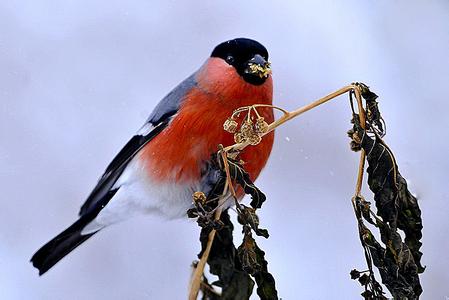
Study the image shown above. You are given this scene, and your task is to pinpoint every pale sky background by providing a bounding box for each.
[1,1,448,299]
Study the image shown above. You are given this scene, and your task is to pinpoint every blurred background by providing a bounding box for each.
[1,1,448,299]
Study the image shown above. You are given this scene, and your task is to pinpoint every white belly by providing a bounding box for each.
[81,157,208,234]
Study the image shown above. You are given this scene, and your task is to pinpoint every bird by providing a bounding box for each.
[31,37,275,275]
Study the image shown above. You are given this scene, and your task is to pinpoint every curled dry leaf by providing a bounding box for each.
[192,153,277,300]
[349,84,424,299]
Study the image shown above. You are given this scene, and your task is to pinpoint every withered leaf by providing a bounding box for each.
[354,196,376,226]
[200,275,221,300]
[359,222,420,299]
[348,85,424,299]
[350,269,361,280]
[199,210,254,300]
[220,155,267,209]
[355,115,423,275]
[237,230,260,275]
[358,273,370,286]
[354,121,424,273]
[360,290,373,299]
[237,205,269,238]
[253,242,278,300]
[194,152,277,300]
[360,84,383,133]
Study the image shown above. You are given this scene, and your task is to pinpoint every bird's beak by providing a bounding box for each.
[244,54,272,79]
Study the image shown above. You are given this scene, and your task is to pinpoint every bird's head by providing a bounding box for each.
[211,38,271,86]
[195,38,273,106]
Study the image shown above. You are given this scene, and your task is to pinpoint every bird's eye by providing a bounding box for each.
[225,55,234,64]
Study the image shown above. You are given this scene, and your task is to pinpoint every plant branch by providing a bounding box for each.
[352,86,367,197]
[189,83,368,299]
[223,84,366,153]
[189,209,221,300]
[189,150,237,300]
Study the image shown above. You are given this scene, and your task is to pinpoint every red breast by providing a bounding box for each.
[139,57,274,184]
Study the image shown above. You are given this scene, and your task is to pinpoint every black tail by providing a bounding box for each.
[31,216,98,275]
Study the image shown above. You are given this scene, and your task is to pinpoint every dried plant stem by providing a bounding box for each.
[189,207,222,300]
[267,85,356,132]
[223,84,366,153]
[189,150,236,300]
[220,150,238,199]
[189,84,367,299]
[352,87,366,197]
[354,152,366,196]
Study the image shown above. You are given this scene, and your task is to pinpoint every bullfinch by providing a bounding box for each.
[31,38,275,275]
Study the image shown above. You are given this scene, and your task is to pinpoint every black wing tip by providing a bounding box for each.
[35,265,47,276]
[29,215,97,276]
[30,244,55,276]
[30,255,49,276]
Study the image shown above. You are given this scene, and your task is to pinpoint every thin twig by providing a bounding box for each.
[223,84,363,153]
[220,150,238,199]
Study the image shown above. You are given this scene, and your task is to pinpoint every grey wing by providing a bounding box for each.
[78,73,198,217]
[147,73,197,124]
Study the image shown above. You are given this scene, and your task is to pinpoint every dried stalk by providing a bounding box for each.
[188,83,367,299]
[188,208,221,300]
[352,87,367,197]
[188,151,236,300]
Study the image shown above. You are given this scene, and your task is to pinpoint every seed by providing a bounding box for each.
[223,118,238,133]
[192,191,206,205]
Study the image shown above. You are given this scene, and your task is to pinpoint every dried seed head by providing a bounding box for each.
[362,229,371,242]
[350,269,361,280]
[223,118,238,133]
[234,132,246,143]
[352,132,361,144]
[192,191,206,205]
[347,128,355,137]
[248,133,262,145]
[350,141,362,152]
[240,120,254,136]
[254,117,269,134]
